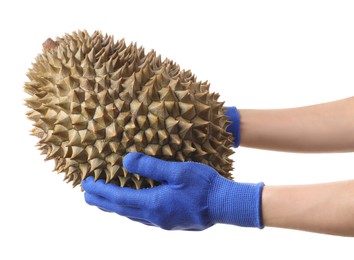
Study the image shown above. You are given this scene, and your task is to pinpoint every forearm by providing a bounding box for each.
[239,97,354,152]
[262,180,354,236]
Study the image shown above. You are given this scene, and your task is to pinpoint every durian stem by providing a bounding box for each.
[43,38,58,52]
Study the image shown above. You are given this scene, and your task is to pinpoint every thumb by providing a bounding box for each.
[123,152,183,183]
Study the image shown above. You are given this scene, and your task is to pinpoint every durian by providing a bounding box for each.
[24,30,234,189]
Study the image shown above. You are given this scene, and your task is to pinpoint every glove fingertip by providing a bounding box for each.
[84,192,97,206]
[81,176,94,189]
[81,176,105,192]
[82,176,94,183]
[123,152,175,182]
[123,152,146,172]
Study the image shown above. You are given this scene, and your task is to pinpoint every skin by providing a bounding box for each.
[239,97,354,236]
[262,181,354,237]
[239,97,354,153]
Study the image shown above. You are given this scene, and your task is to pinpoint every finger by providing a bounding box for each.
[123,152,184,183]
[82,176,157,208]
[85,192,155,226]
[84,192,144,219]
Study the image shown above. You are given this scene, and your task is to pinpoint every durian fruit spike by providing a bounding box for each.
[24,30,234,189]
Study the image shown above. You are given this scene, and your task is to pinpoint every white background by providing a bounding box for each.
[1,0,353,259]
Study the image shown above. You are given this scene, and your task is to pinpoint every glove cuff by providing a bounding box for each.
[208,176,264,228]
[225,106,241,148]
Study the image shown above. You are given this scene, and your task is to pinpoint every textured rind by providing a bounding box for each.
[24,30,234,189]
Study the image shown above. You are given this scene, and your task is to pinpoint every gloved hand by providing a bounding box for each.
[225,106,241,147]
[82,152,264,231]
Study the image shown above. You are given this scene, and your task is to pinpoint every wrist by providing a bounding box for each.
[225,106,241,147]
[208,175,264,228]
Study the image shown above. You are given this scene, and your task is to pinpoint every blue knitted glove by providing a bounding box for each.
[82,152,264,231]
[225,106,241,147]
